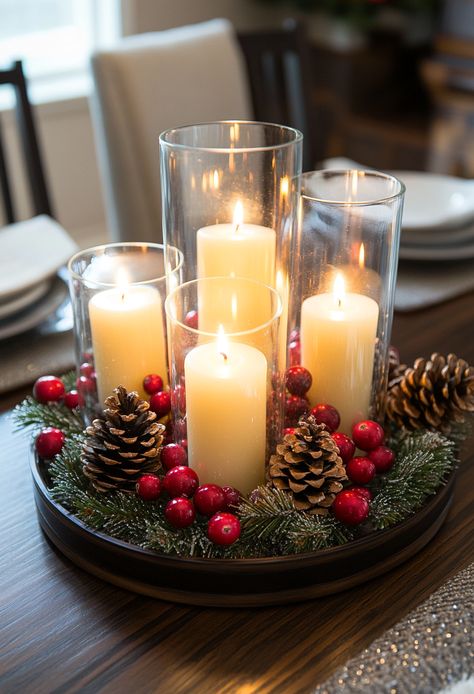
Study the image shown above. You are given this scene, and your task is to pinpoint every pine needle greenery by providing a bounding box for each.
[17,377,462,559]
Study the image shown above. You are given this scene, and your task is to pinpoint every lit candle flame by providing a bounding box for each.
[233,200,243,233]
[358,243,365,269]
[217,325,228,362]
[213,169,219,190]
[280,176,289,198]
[333,273,345,310]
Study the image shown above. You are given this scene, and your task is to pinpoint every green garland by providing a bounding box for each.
[15,376,459,559]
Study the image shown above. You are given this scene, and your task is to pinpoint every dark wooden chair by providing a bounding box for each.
[237,20,316,170]
[0,60,53,223]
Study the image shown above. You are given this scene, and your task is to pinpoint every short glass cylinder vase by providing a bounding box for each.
[291,170,405,434]
[160,121,303,366]
[68,242,183,418]
[165,276,283,496]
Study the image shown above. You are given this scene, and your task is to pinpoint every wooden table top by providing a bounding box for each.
[1,291,473,694]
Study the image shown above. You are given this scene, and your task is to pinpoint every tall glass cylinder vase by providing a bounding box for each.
[68,242,183,420]
[165,277,282,496]
[291,170,405,434]
[160,121,302,368]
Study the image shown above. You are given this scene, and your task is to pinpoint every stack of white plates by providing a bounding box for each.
[321,158,474,261]
[0,216,77,340]
[396,172,474,261]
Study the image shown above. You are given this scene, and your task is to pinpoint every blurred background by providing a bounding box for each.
[1,0,473,248]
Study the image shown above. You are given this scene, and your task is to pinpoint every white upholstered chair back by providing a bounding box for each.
[91,19,252,243]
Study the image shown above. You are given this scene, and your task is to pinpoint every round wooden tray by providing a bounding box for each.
[30,452,456,607]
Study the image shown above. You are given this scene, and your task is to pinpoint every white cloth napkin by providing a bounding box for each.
[0,215,78,300]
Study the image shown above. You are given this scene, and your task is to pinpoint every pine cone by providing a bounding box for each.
[82,386,165,492]
[386,353,474,434]
[269,415,347,515]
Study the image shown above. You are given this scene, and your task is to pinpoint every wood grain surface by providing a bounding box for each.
[1,291,473,694]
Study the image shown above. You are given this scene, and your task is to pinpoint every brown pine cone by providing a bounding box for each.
[269,415,347,515]
[82,386,165,492]
[386,352,474,434]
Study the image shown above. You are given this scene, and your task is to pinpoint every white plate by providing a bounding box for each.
[392,171,474,231]
[401,223,474,247]
[399,239,474,261]
[0,215,77,300]
[0,277,69,340]
[321,159,474,232]
[0,280,51,320]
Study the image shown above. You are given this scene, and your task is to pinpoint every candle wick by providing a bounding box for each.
[219,351,228,362]
[337,298,342,309]
[234,223,240,234]
[121,292,125,302]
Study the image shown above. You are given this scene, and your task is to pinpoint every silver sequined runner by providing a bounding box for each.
[316,562,474,694]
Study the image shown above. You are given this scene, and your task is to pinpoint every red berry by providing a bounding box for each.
[165,497,196,528]
[285,395,309,423]
[222,486,241,510]
[149,391,171,418]
[332,489,369,525]
[310,404,340,433]
[163,465,199,498]
[283,427,296,437]
[331,432,356,464]
[194,484,227,516]
[136,474,161,501]
[76,375,96,394]
[33,376,65,403]
[350,486,373,502]
[368,445,395,473]
[285,366,312,396]
[35,428,65,458]
[63,390,83,409]
[161,443,187,470]
[346,456,376,484]
[143,373,164,395]
[184,310,199,329]
[207,512,241,545]
[80,362,94,378]
[352,420,385,450]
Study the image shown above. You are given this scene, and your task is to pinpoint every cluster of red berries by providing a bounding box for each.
[136,444,241,546]
[33,375,79,459]
[284,366,345,435]
[284,365,313,428]
[331,415,394,526]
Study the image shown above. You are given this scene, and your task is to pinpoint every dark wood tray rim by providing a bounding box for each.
[30,449,456,570]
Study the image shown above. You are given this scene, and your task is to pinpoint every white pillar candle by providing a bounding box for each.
[196,201,276,332]
[89,284,168,405]
[185,330,267,494]
[301,274,379,434]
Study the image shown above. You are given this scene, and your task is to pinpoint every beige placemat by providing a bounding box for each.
[395,259,474,312]
[0,330,75,394]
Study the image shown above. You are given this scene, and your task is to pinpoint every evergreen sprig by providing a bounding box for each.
[238,486,354,555]
[17,382,460,559]
[370,430,456,530]
[14,396,84,435]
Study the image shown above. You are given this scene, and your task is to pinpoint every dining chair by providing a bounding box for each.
[90,19,252,243]
[0,60,53,223]
[237,19,315,170]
